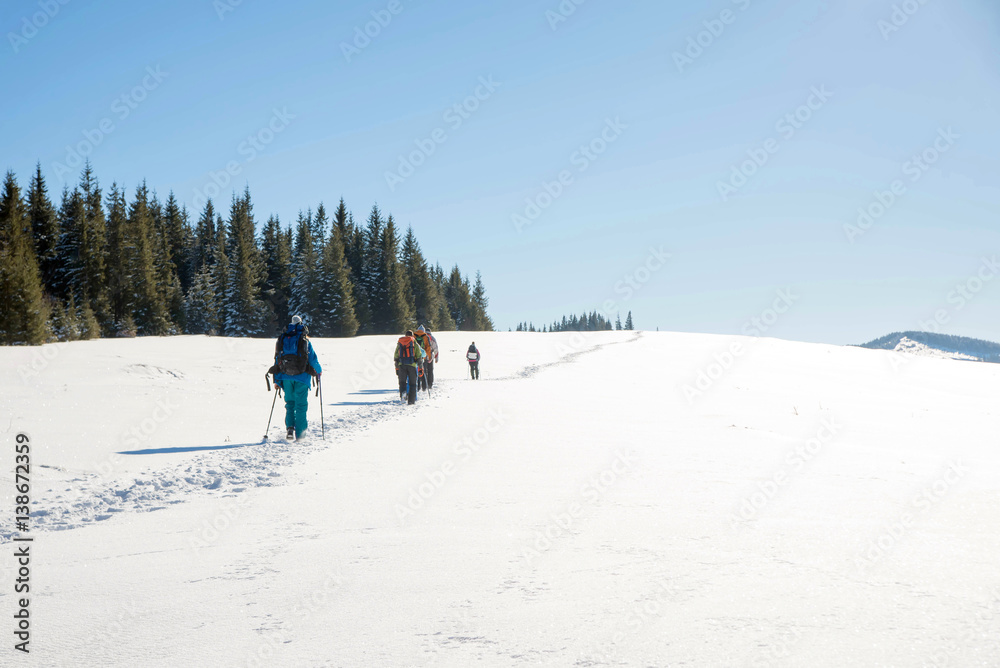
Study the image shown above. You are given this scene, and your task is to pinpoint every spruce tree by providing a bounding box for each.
[104,184,130,329]
[430,263,456,330]
[0,171,49,345]
[360,205,386,333]
[381,215,414,333]
[79,166,111,331]
[222,188,269,336]
[260,214,292,334]
[184,266,218,335]
[26,162,59,292]
[53,186,83,300]
[128,182,171,335]
[401,226,443,330]
[445,265,476,330]
[471,271,493,331]
[625,311,634,330]
[315,222,359,337]
[347,215,372,332]
[209,220,229,335]
[163,192,193,292]
[191,200,217,275]
[288,209,320,326]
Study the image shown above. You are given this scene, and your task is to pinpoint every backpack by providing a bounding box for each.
[276,328,310,376]
[398,337,415,365]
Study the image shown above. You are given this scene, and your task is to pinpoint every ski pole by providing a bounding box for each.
[319,377,325,440]
[264,380,278,441]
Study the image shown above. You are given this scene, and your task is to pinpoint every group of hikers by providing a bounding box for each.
[268,316,482,440]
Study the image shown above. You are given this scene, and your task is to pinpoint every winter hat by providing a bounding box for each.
[416,325,426,333]
[291,315,303,325]
[404,330,414,337]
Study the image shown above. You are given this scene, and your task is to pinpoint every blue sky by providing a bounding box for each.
[3,0,999,343]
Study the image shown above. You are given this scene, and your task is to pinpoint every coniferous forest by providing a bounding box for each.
[0,163,493,345]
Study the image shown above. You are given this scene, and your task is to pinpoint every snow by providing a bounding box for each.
[892,336,981,362]
[2,331,1000,666]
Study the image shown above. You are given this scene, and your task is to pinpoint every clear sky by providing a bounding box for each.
[3,0,999,344]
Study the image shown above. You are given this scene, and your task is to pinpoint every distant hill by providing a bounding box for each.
[858,331,1000,363]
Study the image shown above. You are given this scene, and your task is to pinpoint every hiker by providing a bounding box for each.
[414,325,439,390]
[394,330,426,404]
[272,315,321,440]
[467,342,480,380]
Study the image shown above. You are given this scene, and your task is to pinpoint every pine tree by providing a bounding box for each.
[128,182,171,335]
[401,226,446,330]
[445,266,477,330]
[315,222,359,337]
[261,214,292,334]
[625,311,634,330]
[288,209,320,326]
[345,213,371,332]
[381,215,414,333]
[184,266,218,335]
[0,171,49,345]
[222,188,269,336]
[209,221,229,335]
[471,271,493,331]
[191,200,217,275]
[360,205,386,333]
[26,162,59,292]
[615,313,622,331]
[163,192,193,292]
[104,184,130,329]
[431,263,456,330]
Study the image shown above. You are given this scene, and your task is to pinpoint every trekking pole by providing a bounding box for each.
[264,375,278,441]
[319,377,325,440]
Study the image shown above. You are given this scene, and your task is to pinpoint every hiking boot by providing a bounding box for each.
[286,427,295,440]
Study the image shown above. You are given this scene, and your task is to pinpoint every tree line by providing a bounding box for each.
[0,163,493,345]
[515,310,633,333]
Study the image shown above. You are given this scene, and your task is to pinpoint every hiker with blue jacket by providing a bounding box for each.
[273,315,322,440]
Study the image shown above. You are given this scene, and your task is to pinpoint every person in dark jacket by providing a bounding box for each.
[467,342,480,380]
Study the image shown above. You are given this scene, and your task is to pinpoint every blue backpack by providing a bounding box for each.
[276,327,310,376]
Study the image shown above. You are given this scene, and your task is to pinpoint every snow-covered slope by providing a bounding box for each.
[1,331,999,666]
[893,336,980,361]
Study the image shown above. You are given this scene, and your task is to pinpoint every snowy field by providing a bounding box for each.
[1,331,999,667]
